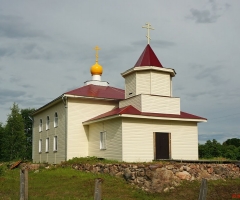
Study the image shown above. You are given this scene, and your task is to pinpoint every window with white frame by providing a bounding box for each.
[53,136,57,151]
[100,131,106,150]
[45,138,49,152]
[54,112,58,128]
[46,116,50,130]
[39,119,43,132]
[39,139,42,153]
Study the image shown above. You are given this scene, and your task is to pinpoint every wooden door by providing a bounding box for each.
[154,132,170,159]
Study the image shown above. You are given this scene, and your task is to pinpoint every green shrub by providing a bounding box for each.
[64,156,119,165]
[0,165,5,176]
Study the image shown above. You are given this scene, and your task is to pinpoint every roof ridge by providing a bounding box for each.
[119,105,132,114]
[64,85,88,94]
[109,86,124,92]
[134,44,163,68]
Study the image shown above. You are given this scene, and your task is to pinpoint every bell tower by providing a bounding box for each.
[120,23,180,115]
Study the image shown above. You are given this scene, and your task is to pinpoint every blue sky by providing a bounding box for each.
[0,0,239,144]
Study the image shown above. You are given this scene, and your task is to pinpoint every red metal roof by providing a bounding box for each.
[65,84,125,100]
[134,44,163,68]
[85,105,207,122]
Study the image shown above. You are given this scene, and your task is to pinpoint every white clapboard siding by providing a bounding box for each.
[171,122,198,160]
[151,71,171,96]
[67,98,118,160]
[125,73,136,99]
[119,95,141,110]
[141,95,180,114]
[122,118,198,162]
[136,71,150,95]
[33,101,66,164]
[88,118,122,161]
[119,94,180,114]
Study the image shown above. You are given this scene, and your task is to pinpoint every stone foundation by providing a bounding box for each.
[71,162,240,193]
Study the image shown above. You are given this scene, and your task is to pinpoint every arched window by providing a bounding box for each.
[39,119,43,132]
[100,131,106,150]
[39,139,42,153]
[53,136,58,151]
[45,138,49,152]
[54,112,58,127]
[46,116,50,130]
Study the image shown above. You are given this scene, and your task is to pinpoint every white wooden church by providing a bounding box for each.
[32,24,206,164]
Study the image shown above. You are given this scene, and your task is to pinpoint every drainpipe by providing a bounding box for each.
[28,116,34,161]
[62,95,68,162]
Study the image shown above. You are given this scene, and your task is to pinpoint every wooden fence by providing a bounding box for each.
[19,169,207,200]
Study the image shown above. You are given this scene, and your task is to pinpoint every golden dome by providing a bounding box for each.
[90,62,103,75]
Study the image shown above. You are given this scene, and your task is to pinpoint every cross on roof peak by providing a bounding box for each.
[142,23,154,44]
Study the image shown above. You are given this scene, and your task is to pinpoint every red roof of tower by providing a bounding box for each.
[65,84,124,100]
[134,44,163,67]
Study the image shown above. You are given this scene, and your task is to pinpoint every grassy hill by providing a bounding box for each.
[0,162,239,200]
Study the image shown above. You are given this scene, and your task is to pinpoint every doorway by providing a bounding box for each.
[154,132,171,159]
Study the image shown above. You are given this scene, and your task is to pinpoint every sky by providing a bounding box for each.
[0,0,239,144]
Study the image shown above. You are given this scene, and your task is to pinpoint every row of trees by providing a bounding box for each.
[0,103,35,161]
[199,138,240,160]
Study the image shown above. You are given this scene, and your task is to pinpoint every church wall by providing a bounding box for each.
[136,71,150,95]
[32,101,66,164]
[150,71,171,96]
[119,95,141,110]
[119,94,180,114]
[141,95,180,114]
[125,73,136,99]
[125,70,172,98]
[122,118,198,162]
[67,98,118,160]
[88,118,122,161]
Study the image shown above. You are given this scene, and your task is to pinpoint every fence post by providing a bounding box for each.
[198,178,207,200]
[24,169,28,200]
[94,178,103,200]
[20,169,24,200]
[20,168,28,200]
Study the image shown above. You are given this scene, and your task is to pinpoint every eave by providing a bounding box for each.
[83,113,207,125]
[32,95,63,116]
[32,94,121,116]
[121,66,176,77]
[63,94,121,101]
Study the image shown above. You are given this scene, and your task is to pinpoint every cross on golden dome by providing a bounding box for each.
[91,46,103,76]
[94,46,100,63]
[142,23,154,44]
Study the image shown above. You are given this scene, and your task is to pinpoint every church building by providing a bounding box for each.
[32,24,206,164]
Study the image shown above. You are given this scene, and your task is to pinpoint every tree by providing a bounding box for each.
[21,108,35,160]
[2,103,26,161]
[223,138,240,148]
[0,123,4,161]
[222,145,238,160]
[198,139,222,158]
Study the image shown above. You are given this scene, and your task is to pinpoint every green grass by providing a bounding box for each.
[0,163,239,200]
[199,157,232,161]
[62,156,120,165]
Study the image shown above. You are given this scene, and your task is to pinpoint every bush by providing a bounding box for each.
[64,156,119,165]
[0,165,5,176]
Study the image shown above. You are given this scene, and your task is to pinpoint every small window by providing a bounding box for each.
[39,139,42,153]
[39,119,43,132]
[54,112,58,128]
[46,116,50,130]
[100,131,106,150]
[46,138,49,152]
[53,136,58,151]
